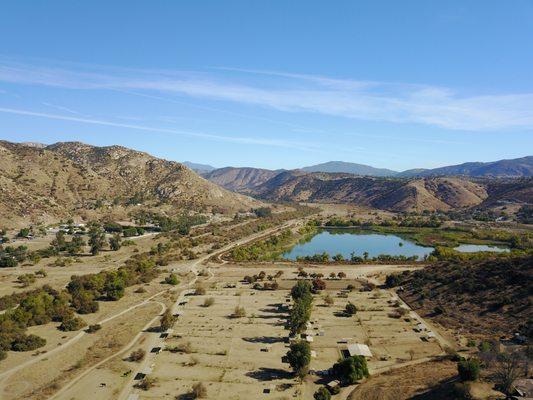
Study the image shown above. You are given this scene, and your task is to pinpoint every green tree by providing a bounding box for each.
[291,280,312,301]
[104,273,125,300]
[51,231,66,252]
[67,236,85,255]
[457,358,480,382]
[333,355,369,384]
[88,223,106,255]
[109,233,122,251]
[17,228,30,238]
[286,340,311,379]
[332,253,344,262]
[59,316,87,331]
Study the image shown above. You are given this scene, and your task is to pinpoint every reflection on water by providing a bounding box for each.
[282,229,434,260]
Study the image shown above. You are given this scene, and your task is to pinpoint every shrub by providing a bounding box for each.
[166,342,193,353]
[345,302,357,315]
[164,273,179,285]
[134,376,157,390]
[195,285,206,295]
[11,334,46,351]
[59,317,87,331]
[458,358,480,381]
[192,382,207,398]
[385,273,402,288]
[312,278,326,291]
[17,273,36,287]
[160,309,175,331]
[128,349,146,362]
[86,324,101,333]
[324,294,334,306]
[203,297,215,307]
[232,306,246,318]
[314,387,331,400]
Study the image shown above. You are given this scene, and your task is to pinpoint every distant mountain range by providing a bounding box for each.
[301,161,397,177]
[199,156,533,180]
[183,161,216,173]
[397,156,533,178]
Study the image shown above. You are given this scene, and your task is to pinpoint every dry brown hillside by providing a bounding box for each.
[248,171,494,212]
[202,166,280,192]
[0,141,260,228]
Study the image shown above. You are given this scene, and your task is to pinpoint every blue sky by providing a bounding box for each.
[1,0,532,171]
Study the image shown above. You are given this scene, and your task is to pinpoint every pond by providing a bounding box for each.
[453,244,509,253]
[282,229,434,260]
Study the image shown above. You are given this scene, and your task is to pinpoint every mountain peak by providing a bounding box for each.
[302,161,398,177]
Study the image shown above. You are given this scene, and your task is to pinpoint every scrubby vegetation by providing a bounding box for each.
[0,244,161,359]
[230,229,294,261]
[390,255,532,337]
[132,210,207,234]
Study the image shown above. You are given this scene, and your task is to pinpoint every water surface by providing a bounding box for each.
[282,229,434,260]
[454,244,509,253]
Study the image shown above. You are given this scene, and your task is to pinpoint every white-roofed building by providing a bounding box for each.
[344,343,373,358]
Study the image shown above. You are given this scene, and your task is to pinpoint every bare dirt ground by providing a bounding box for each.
[128,263,444,400]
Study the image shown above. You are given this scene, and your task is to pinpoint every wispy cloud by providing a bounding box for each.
[42,102,85,116]
[0,106,318,151]
[1,58,533,131]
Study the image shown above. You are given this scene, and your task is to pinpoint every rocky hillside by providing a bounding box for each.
[203,167,282,192]
[0,141,260,228]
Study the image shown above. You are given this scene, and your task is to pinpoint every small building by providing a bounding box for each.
[342,343,373,359]
[311,350,317,358]
[327,380,340,390]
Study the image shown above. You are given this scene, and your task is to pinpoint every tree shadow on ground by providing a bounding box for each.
[175,393,194,400]
[409,377,458,399]
[242,336,285,344]
[260,307,286,314]
[246,368,293,381]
